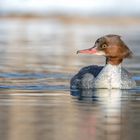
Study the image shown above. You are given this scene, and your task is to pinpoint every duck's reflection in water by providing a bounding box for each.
[71,89,139,140]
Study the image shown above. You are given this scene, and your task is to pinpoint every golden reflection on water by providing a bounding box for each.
[0,89,139,140]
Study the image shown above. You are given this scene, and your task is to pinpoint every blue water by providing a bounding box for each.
[0,72,140,90]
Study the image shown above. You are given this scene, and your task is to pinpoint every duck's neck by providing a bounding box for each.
[105,63,122,68]
[105,57,123,65]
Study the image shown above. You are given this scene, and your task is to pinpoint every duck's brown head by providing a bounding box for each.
[77,34,133,65]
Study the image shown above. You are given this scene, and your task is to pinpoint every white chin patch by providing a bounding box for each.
[95,51,105,56]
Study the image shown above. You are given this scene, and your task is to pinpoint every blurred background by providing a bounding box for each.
[0,0,140,75]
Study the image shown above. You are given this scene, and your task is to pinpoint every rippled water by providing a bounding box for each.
[0,18,140,140]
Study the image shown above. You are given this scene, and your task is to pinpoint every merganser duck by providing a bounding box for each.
[70,34,136,89]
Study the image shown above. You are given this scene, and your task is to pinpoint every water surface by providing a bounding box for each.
[0,18,140,140]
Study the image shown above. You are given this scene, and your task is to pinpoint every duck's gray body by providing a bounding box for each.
[70,64,136,89]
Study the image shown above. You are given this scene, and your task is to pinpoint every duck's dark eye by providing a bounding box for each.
[101,44,107,49]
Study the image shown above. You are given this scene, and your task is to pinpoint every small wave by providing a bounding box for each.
[0,84,69,91]
[0,72,71,79]
[0,72,71,91]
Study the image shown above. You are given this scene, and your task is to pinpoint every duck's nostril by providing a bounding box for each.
[76,50,80,54]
